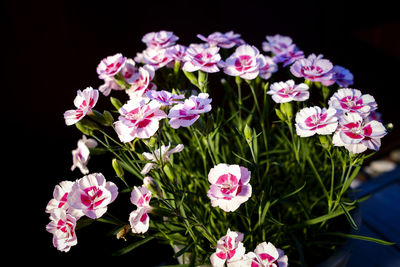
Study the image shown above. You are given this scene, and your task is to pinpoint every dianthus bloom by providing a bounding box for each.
[290,54,333,83]
[130,185,152,208]
[328,88,377,117]
[262,34,293,55]
[125,65,156,99]
[71,135,98,175]
[114,98,167,142]
[146,90,185,106]
[182,44,221,73]
[210,229,246,267]
[129,185,152,234]
[96,53,127,79]
[267,80,309,103]
[295,106,338,137]
[165,44,187,62]
[332,112,387,153]
[64,87,99,126]
[243,242,288,267]
[168,93,212,129]
[141,143,185,174]
[331,65,354,87]
[223,45,265,80]
[273,45,304,67]
[197,31,244,49]
[141,47,173,69]
[258,55,278,80]
[98,58,136,96]
[67,173,118,219]
[46,209,78,252]
[207,164,252,212]
[141,30,179,49]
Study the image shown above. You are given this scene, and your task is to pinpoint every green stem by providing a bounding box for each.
[307,155,330,202]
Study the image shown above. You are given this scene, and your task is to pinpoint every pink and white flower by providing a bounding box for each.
[332,65,354,87]
[125,65,156,99]
[45,181,84,219]
[141,143,185,174]
[273,45,304,67]
[114,98,167,142]
[210,229,246,267]
[290,54,334,83]
[267,80,309,103]
[328,88,377,117]
[142,30,179,49]
[244,242,288,267]
[129,206,151,234]
[46,209,78,252]
[262,34,293,55]
[71,135,98,175]
[130,185,152,208]
[258,55,278,80]
[142,47,173,69]
[168,93,212,129]
[332,112,387,153]
[146,90,185,106]
[223,45,265,80]
[67,173,118,219]
[64,87,99,126]
[197,31,244,49]
[165,44,187,62]
[98,59,137,96]
[96,53,127,79]
[295,106,338,137]
[182,44,221,73]
[207,164,252,212]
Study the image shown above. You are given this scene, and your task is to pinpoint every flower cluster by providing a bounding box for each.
[129,183,153,234]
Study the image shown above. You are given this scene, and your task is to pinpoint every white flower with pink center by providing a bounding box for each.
[141,143,185,174]
[182,44,221,73]
[46,209,77,252]
[146,90,185,106]
[210,229,246,267]
[130,185,152,208]
[125,65,156,99]
[290,54,333,83]
[332,113,387,153]
[207,164,252,212]
[96,53,127,79]
[197,31,244,49]
[64,87,99,126]
[328,88,377,117]
[332,65,354,87]
[258,55,278,80]
[67,173,118,219]
[45,181,84,219]
[142,30,179,49]
[114,98,167,142]
[267,80,309,103]
[142,47,173,69]
[273,44,305,67]
[165,44,187,62]
[71,135,98,175]
[129,206,151,234]
[262,34,293,55]
[245,242,288,267]
[223,45,264,80]
[168,93,212,129]
[295,106,338,137]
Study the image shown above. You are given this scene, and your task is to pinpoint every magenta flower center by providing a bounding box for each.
[81,186,105,210]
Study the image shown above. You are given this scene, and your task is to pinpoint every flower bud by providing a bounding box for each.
[163,164,175,182]
[244,124,252,142]
[280,102,293,120]
[110,97,123,110]
[89,110,109,126]
[148,136,157,147]
[103,110,114,125]
[78,118,100,131]
[318,135,330,150]
[143,176,163,197]
[112,158,124,179]
[75,121,93,136]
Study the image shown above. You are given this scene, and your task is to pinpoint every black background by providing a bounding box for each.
[3,0,400,265]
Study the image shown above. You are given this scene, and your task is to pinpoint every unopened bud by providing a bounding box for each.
[112,158,125,179]
[280,102,293,120]
[148,136,157,147]
[318,135,330,150]
[110,97,123,111]
[75,121,93,136]
[244,124,252,142]
[143,176,163,197]
[163,164,175,182]
[103,110,114,125]
[78,118,100,131]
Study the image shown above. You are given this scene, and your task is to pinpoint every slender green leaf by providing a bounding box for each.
[112,236,155,256]
[302,206,355,226]
[323,232,395,245]
[339,203,358,230]
[173,242,194,258]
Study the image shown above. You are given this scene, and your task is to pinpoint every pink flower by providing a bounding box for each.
[71,135,98,175]
[45,181,84,219]
[332,112,387,153]
[165,44,187,62]
[64,87,99,126]
[46,209,77,252]
[245,242,288,267]
[273,45,304,67]
[197,31,244,49]
[258,55,278,80]
[141,30,179,49]
[96,53,127,79]
[141,143,185,174]
[168,93,212,129]
[267,80,309,103]
[182,44,221,73]
[125,65,156,99]
[295,106,338,137]
[262,34,293,55]
[328,88,377,117]
[210,229,246,267]
[290,54,334,83]
[67,173,118,219]
[223,45,265,80]
[141,47,173,69]
[146,90,185,106]
[130,185,152,208]
[129,207,151,234]
[114,98,167,142]
[207,164,252,212]
[332,65,354,87]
